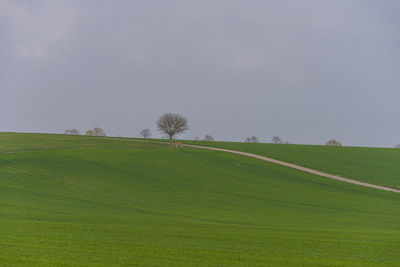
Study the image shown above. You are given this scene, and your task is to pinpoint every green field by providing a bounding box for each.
[1,133,400,266]
[183,140,400,189]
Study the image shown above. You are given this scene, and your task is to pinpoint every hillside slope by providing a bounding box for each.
[183,140,400,189]
[1,133,400,266]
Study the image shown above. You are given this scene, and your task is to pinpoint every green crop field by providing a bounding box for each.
[183,140,400,189]
[1,133,400,266]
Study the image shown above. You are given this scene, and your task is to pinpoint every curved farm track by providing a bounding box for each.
[114,138,400,194]
[183,144,400,194]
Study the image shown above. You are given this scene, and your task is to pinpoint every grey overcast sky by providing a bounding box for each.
[0,0,399,147]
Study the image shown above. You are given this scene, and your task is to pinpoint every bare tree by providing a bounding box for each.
[65,129,80,135]
[325,139,342,146]
[396,144,400,148]
[245,136,259,143]
[194,136,201,141]
[203,134,214,141]
[157,113,189,144]
[139,128,152,139]
[271,136,282,144]
[250,136,259,143]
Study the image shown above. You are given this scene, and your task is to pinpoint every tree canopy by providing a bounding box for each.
[157,113,189,144]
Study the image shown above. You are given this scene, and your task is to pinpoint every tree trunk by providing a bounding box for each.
[169,136,172,144]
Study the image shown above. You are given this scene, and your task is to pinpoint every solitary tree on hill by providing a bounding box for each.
[139,128,152,139]
[325,139,342,146]
[157,113,189,144]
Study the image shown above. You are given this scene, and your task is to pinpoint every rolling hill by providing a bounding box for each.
[1,133,400,266]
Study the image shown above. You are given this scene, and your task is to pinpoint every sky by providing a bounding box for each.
[0,0,399,147]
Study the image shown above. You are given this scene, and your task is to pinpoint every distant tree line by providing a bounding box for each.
[241,135,344,146]
[325,139,342,146]
[64,114,351,147]
[86,127,106,137]
[64,127,107,137]
[193,135,215,141]
[245,136,259,143]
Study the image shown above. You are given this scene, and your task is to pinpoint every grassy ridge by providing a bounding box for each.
[183,140,400,189]
[1,133,400,266]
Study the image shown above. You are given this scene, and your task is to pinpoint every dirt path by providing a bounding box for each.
[184,144,400,194]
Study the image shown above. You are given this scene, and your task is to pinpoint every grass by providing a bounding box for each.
[182,140,400,189]
[1,133,400,266]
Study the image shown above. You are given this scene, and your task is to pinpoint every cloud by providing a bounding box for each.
[0,0,78,59]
